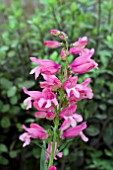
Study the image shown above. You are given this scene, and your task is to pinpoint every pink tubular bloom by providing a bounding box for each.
[69,36,88,55]
[19,123,48,147]
[34,111,56,120]
[59,31,68,40]
[61,122,88,142]
[49,29,60,36]
[34,101,56,120]
[23,87,42,109]
[40,74,62,91]
[64,76,93,102]
[46,142,63,160]
[48,166,57,170]
[59,105,83,131]
[60,48,67,60]
[44,41,63,48]
[23,87,58,110]
[69,48,98,74]
[30,57,61,79]
[38,88,58,109]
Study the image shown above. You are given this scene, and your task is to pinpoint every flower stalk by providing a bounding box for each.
[19,29,98,170]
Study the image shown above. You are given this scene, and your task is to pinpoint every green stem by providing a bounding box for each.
[48,119,59,167]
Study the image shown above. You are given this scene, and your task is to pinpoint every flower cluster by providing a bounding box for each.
[19,29,98,169]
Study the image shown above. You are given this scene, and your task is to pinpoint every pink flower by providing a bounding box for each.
[60,48,66,60]
[69,48,98,74]
[44,41,63,48]
[63,76,93,102]
[23,87,58,110]
[40,74,62,91]
[23,87,42,110]
[34,111,56,120]
[48,166,57,170]
[30,57,60,79]
[19,123,48,147]
[37,88,58,109]
[59,105,83,131]
[49,29,68,40]
[61,122,88,142]
[49,29,60,36]
[69,36,88,55]
[59,31,68,40]
[46,142,63,160]
[34,101,56,120]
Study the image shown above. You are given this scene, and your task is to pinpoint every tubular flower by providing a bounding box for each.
[23,87,58,110]
[69,36,88,55]
[33,101,56,120]
[61,122,88,142]
[23,87,42,110]
[64,76,93,102]
[19,123,48,147]
[30,57,61,79]
[46,142,63,160]
[59,31,68,40]
[48,166,57,170]
[49,29,60,36]
[69,48,98,74]
[49,29,68,40]
[37,88,58,109]
[44,41,63,48]
[60,48,67,60]
[40,74,62,91]
[59,105,83,131]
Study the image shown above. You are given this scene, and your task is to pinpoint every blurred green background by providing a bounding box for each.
[0,0,113,170]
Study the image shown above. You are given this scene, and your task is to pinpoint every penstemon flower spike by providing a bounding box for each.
[19,29,98,170]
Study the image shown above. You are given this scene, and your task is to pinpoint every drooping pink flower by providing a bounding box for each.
[30,57,61,79]
[61,122,88,142]
[49,29,67,40]
[23,87,58,110]
[63,76,93,102]
[60,48,67,60]
[59,105,83,131]
[40,74,61,91]
[49,29,60,36]
[69,48,98,74]
[44,41,63,48]
[23,87,42,110]
[19,123,48,147]
[34,101,56,120]
[69,36,88,55]
[38,88,58,109]
[59,31,68,40]
[35,111,56,120]
[46,142,63,160]
[48,166,57,170]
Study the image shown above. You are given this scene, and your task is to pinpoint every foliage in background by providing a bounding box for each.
[0,0,113,170]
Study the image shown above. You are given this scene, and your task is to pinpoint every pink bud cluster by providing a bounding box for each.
[19,29,98,169]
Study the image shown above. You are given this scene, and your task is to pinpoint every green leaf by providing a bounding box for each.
[18,80,35,89]
[8,51,16,58]
[1,116,11,128]
[0,78,13,89]
[40,141,47,170]
[0,156,9,165]
[104,149,113,157]
[1,104,10,112]
[7,86,17,97]
[9,150,18,158]
[10,96,18,105]
[49,51,58,62]
[0,144,8,153]
[63,148,69,156]
[86,125,100,137]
